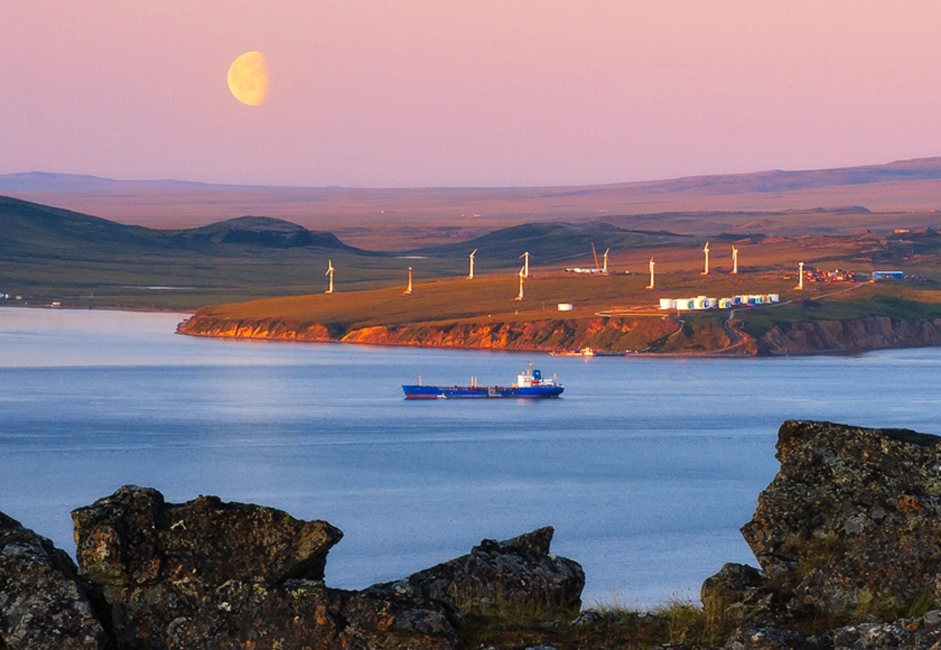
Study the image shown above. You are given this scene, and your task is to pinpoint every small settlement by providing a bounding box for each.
[659,294,780,311]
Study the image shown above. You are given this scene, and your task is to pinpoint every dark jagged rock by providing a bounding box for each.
[72,486,462,650]
[831,609,941,649]
[72,485,343,587]
[738,420,941,622]
[369,526,584,616]
[701,563,766,614]
[0,512,110,649]
[721,623,830,650]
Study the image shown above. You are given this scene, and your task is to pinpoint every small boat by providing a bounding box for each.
[550,347,626,357]
[403,364,563,399]
[550,347,596,357]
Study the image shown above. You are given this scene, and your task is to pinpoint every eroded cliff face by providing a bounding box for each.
[757,315,941,355]
[180,309,941,355]
[178,312,729,354]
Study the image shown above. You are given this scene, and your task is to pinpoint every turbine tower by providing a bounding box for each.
[602,248,610,274]
[325,259,335,294]
[702,242,710,276]
[514,266,525,301]
[797,261,804,290]
[467,249,477,280]
[731,246,739,275]
[646,258,655,289]
[404,266,413,295]
[520,251,531,278]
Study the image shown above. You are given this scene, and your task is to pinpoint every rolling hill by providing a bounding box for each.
[3,158,941,251]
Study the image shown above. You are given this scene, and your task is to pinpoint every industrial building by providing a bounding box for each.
[659,294,780,311]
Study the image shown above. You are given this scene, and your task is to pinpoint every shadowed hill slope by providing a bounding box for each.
[413,221,695,263]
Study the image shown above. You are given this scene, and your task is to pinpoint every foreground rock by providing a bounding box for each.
[742,420,941,621]
[0,512,110,650]
[370,527,584,615]
[0,485,584,650]
[72,486,343,589]
[70,486,463,649]
[699,419,941,648]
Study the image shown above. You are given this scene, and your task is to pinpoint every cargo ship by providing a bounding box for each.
[403,365,563,399]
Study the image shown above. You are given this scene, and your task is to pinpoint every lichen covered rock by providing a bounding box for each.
[0,512,110,649]
[72,485,343,588]
[71,486,462,650]
[740,420,941,620]
[370,526,585,616]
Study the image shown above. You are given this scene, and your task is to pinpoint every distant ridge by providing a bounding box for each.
[0,172,245,192]
[3,157,941,194]
[3,157,941,248]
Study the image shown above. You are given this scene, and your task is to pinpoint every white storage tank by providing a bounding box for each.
[659,298,675,310]
[557,303,574,311]
[767,293,780,303]
[705,298,718,308]
[719,298,731,309]
[693,296,707,310]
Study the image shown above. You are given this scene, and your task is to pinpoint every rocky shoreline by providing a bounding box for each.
[178,311,941,356]
[7,420,941,648]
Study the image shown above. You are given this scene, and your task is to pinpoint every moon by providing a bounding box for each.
[227,51,269,106]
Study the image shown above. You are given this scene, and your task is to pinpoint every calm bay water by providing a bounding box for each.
[2,307,941,607]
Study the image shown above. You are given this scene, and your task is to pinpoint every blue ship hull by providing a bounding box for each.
[402,384,563,399]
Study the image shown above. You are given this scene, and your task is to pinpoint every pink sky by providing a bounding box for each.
[2,1,940,187]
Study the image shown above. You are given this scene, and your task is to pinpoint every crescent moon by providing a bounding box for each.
[227,51,269,106]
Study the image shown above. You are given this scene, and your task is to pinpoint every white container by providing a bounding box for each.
[767,294,780,303]
[557,303,574,311]
[693,296,707,310]
[705,298,718,309]
[659,298,675,310]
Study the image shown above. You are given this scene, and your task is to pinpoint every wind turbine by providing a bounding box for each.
[520,251,531,278]
[514,266,525,301]
[602,248,610,274]
[647,258,655,289]
[702,242,710,275]
[731,246,739,275]
[325,259,335,294]
[404,266,413,295]
[797,261,804,290]
[467,249,477,280]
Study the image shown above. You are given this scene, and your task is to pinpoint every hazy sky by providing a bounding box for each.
[2,1,941,187]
